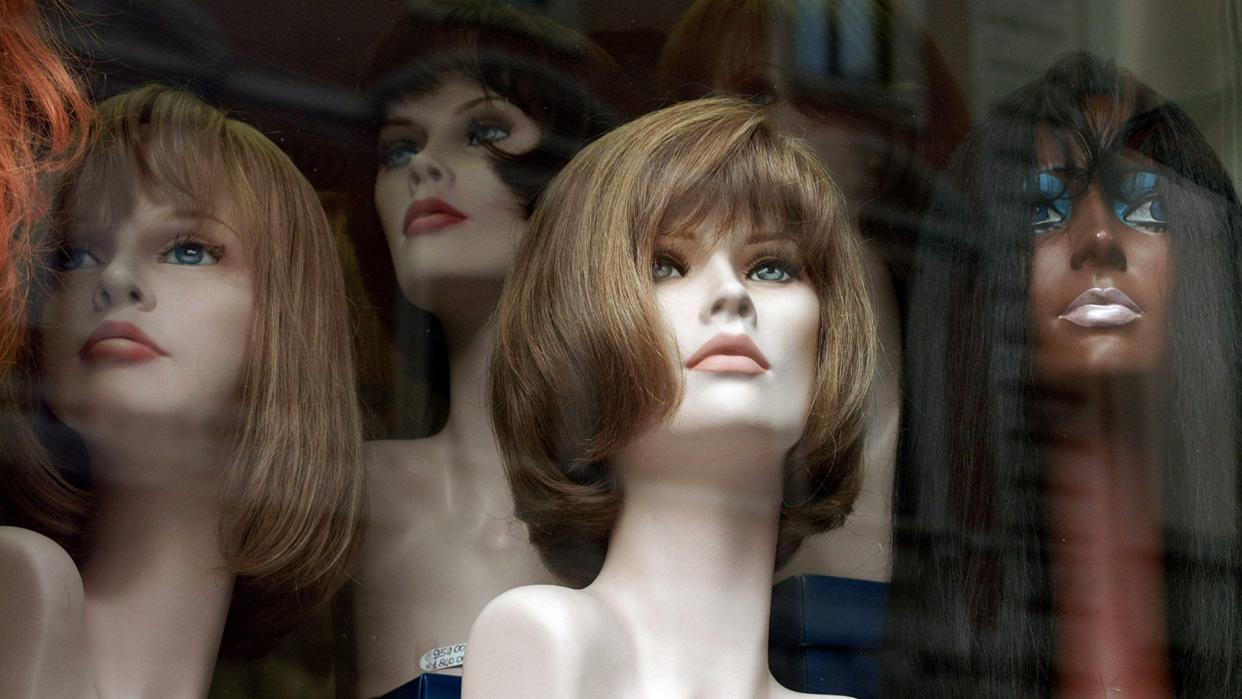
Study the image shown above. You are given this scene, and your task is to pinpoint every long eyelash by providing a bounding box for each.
[653,246,689,274]
[160,234,225,262]
[469,110,513,130]
[745,244,803,279]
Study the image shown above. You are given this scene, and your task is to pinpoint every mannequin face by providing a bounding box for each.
[373,77,540,312]
[1029,145,1173,383]
[39,191,254,441]
[649,219,820,446]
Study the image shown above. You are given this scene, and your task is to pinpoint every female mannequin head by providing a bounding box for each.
[491,96,876,587]
[2,84,364,654]
[885,53,1241,695]
[368,0,626,314]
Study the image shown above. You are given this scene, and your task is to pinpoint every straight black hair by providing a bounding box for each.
[883,52,1242,697]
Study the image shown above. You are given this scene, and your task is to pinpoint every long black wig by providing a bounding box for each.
[883,52,1242,697]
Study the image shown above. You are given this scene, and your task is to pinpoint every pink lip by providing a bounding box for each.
[686,333,770,375]
[79,320,167,362]
[1059,287,1144,328]
[403,198,468,237]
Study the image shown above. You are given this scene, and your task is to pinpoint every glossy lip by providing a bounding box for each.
[79,320,168,362]
[1059,287,1145,328]
[685,333,770,374]
[403,197,468,237]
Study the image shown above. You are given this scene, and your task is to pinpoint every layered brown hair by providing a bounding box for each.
[1,0,92,371]
[491,96,876,587]
[0,84,365,654]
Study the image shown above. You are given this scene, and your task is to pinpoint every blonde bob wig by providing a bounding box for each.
[491,96,876,587]
[0,84,365,654]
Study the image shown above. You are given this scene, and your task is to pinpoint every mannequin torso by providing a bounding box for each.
[466,473,855,699]
[356,312,555,696]
[0,440,238,699]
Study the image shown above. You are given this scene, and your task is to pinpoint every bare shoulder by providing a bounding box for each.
[0,526,83,606]
[0,527,87,699]
[463,585,615,699]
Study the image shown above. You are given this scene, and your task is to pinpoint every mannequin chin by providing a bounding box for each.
[466,97,874,698]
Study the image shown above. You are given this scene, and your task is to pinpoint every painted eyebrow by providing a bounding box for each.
[455,96,501,114]
[379,96,506,129]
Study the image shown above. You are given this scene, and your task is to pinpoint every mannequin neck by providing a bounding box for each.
[589,447,785,695]
[411,278,511,506]
[79,436,235,699]
[1036,373,1173,696]
[1033,369,1168,452]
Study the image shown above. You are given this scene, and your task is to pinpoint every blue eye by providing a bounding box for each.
[748,261,794,282]
[55,246,99,271]
[1113,170,1167,232]
[378,139,421,170]
[466,120,512,147]
[162,241,220,266]
[1032,171,1072,233]
[652,255,684,281]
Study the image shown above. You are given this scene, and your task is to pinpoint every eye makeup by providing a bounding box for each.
[1030,167,1168,234]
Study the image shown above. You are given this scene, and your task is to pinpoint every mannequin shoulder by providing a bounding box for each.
[463,585,616,698]
[0,527,88,699]
[0,526,83,606]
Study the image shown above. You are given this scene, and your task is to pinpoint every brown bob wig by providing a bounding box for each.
[491,96,876,587]
[0,84,365,655]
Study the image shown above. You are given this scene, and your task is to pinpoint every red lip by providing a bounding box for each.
[685,333,770,375]
[79,320,167,362]
[403,198,468,237]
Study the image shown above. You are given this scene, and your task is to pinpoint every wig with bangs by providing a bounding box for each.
[490,96,876,588]
[884,54,1242,697]
[0,84,365,656]
[368,0,628,217]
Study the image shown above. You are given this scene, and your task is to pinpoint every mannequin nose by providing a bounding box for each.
[1069,188,1127,272]
[408,151,450,189]
[700,261,756,325]
[93,259,154,312]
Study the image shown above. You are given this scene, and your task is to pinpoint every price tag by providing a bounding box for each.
[419,643,467,672]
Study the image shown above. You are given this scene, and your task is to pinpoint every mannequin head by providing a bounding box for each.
[1,0,91,372]
[2,84,364,654]
[368,0,625,314]
[491,96,875,587]
[885,54,1242,694]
